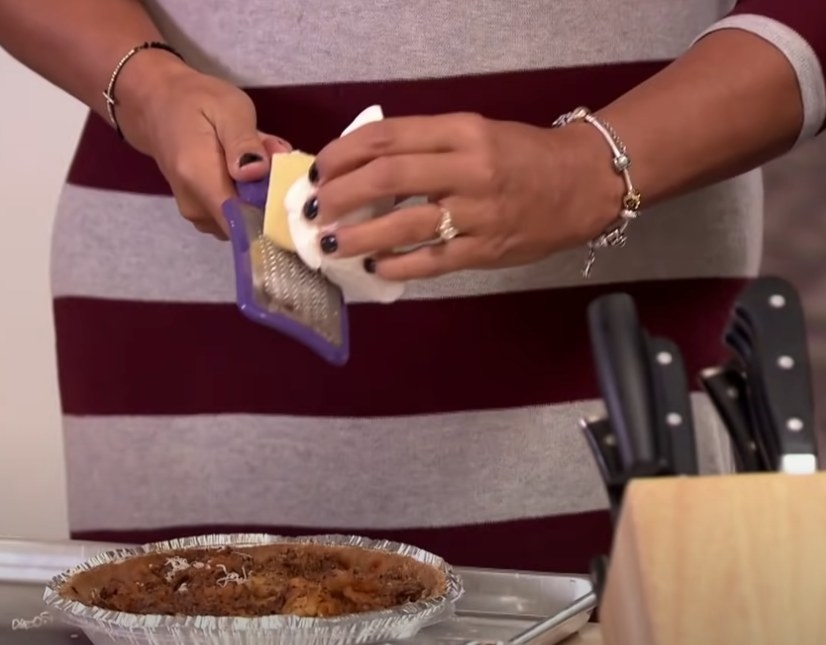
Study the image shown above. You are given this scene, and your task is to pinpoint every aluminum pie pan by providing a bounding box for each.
[42,533,464,645]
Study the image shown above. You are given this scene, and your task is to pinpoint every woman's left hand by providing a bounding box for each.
[311,113,622,280]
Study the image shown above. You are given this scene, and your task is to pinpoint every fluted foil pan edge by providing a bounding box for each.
[43,533,464,645]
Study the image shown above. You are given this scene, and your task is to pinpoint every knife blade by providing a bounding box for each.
[587,293,664,478]
[726,277,818,474]
[645,335,698,475]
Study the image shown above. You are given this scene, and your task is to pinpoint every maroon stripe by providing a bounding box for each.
[71,510,612,575]
[65,61,669,194]
[730,2,826,133]
[54,278,746,417]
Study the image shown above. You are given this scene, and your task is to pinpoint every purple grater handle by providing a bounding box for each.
[222,180,350,366]
[235,178,269,210]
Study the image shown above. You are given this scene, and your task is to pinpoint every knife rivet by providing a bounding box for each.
[666,413,682,427]
[769,294,786,308]
[777,355,795,370]
[787,418,804,432]
[656,351,673,365]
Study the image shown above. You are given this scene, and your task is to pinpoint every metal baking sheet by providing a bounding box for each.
[0,538,595,645]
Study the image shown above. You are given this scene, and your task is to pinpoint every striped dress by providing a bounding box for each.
[52,0,826,573]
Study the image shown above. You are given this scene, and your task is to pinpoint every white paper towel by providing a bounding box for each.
[286,105,405,303]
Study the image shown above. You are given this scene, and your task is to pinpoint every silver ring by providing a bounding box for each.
[436,205,460,243]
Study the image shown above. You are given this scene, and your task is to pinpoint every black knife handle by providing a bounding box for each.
[590,554,610,604]
[580,417,623,480]
[646,336,698,475]
[580,416,624,524]
[699,366,765,472]
[588,293,661,478]
[723,324,778,468]
[733,277,817,463]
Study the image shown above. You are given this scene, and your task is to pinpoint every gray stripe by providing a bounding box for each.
[64,395,733,532]
[699,15,826,142]
[51,186,235,303]
[51,173,762,302]
[143,0,726,86]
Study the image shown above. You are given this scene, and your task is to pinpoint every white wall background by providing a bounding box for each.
[0,50,85,539]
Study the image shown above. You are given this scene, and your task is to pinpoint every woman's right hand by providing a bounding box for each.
[115,53,290,239]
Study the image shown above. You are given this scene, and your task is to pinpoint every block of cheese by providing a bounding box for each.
[263,151,316,252]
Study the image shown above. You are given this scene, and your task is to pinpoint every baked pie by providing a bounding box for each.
[60,543,446,618]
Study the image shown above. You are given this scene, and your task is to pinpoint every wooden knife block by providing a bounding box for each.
[599,473,826,645]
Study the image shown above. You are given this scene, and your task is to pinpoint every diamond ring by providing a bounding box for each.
[436,205,460,243]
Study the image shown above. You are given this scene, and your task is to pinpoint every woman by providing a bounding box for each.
[0,0,823,573]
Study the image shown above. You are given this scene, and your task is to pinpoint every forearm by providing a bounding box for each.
[596,26,823,206]
[0,0,189,121]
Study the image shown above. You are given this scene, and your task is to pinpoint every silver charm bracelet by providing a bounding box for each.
[552,107,642,278]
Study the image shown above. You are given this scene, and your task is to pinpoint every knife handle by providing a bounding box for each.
[646,336,698,475]
[723,324,783,470]
[588,293,661,478]
[580,416,624,524]
[590,554,610,604]
[733,277,818,465]
[699,366,765,472]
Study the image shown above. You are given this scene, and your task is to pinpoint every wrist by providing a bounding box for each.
[548,108,644,277]
[555,120,629,236]
[116,48,191,105]
[107,46,194,149]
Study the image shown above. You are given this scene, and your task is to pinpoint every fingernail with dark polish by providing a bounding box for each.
[363,257,376,274]
[308,162,319,184]
[320,234,338,254]
[303,196,319,220]
[238,152,263,167]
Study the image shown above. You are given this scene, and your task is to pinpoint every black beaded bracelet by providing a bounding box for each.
[103,41,185,140]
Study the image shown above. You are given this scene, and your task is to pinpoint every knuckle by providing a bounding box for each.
[362,121,395,154]
[169,155,199,186]
[485,239,506,263]
[404,213,430,244]
[183,211,207,226]
[453,112,488,144]
[173,195,207,226]
[368,156,401,194]
[414,262,440,280]
[224,134,262,155]
[479,204,501,229]
[315,185,340,216]
[219,88,257,120]
[472,151,498,187]
[194,220,224,238]
[231,89,256,111]
[484,234,511,264]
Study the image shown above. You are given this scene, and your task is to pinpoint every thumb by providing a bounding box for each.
[214,107,270,183]
[260,132,293,156]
